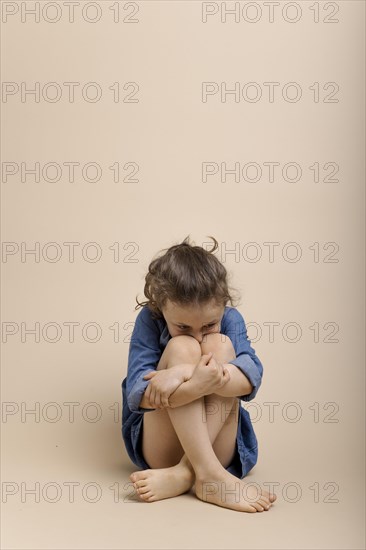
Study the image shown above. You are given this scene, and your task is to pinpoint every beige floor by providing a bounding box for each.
[2,384,364,550]
[2,0,365,548]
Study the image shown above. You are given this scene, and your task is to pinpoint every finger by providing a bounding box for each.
[161,391,170,408]
[154,391,162,408]
[207,355,215,366]
[220,369,230,385]
[150,387,156,406]
[145,384,151,400]
[223,368,230,380]
[200,352,212,365]
[143,371,156,379]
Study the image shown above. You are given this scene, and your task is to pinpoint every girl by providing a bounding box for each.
[121,236,277,512]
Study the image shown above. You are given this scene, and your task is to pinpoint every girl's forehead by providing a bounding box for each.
[163,299,224,318]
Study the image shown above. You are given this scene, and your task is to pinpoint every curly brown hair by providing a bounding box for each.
[134,235,240,319]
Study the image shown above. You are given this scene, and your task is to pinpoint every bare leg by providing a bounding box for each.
[131,336,239,502]
[131,334,276,511]
[131,395,240,502]
[165,388,274,512]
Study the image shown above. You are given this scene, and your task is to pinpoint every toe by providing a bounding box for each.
[135,480,148,488]
[254,503,264,512]
[260,501,270,510]
[263,490,276,503]
[140,491,153,501]
[248,506,257,513]
[131,471,147,483]
[137,485,151,495]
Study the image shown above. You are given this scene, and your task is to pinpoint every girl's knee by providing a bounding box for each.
[201,332,235,356]
[156,335,201,371]
[165,335,202,360]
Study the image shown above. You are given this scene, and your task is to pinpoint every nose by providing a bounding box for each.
[191,331,203,343]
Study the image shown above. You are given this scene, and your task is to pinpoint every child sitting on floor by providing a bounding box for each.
[121,235,276,512]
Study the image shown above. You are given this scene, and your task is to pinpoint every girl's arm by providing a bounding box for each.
[205,362,253,398]
[140,363,195,409]
[159,362,252,408]
[220,307,263,402]
[167,354,230,408]
[166,378,202,408]
[125,309,165,413]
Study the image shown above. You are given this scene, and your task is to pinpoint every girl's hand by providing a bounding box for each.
[190,352,230,396]
[143,369,185,409]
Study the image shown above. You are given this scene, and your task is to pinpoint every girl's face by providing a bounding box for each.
[161,298,225,343]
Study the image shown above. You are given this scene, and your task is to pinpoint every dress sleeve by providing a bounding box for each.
[125,308,163,414]
[223,307,263,401]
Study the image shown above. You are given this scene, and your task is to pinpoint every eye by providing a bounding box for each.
[177,323,216,331]
[203,323,216,330]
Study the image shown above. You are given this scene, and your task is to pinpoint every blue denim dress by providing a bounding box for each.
[121,305,263,479]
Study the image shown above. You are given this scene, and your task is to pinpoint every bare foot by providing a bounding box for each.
[262,488,277,503]
[195,470,276,513]
[130,462,195,502]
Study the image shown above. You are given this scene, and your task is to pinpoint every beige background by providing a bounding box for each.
[1,0,365,548]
